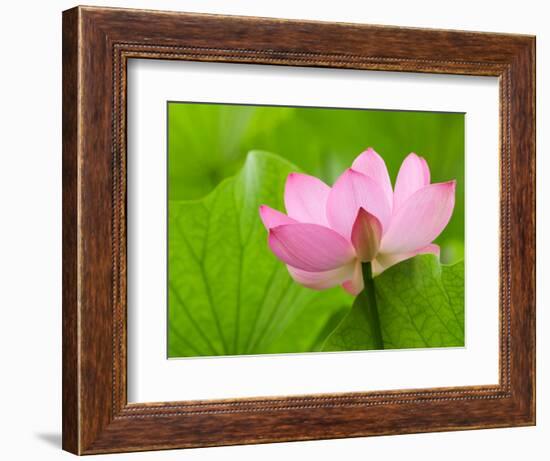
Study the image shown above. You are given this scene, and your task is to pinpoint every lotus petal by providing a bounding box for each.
[375,244,440,275]
[351,147,393,208]
[393,153,431,212]
[381,181,454,255]
[287,262,355,291]
[259,205,297,229]
[351,208,383,262]
[284,173,331,226]
[327,169,391,239]
[269,223,355,272]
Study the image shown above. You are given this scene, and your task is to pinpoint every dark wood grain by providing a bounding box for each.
[61,7,79,454]
[62,5,536,455]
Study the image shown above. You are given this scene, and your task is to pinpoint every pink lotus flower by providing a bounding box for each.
[259,148,456,295]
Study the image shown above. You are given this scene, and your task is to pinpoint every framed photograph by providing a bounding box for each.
[62,5,535,455]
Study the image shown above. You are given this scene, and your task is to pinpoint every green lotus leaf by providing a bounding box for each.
[323,255,465,351]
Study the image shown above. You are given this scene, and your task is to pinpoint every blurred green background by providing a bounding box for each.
[168,102,464,263]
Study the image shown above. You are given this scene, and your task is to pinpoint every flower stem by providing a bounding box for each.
[361,262,384,349]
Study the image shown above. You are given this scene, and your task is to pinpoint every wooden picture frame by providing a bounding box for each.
[62,5,536,455]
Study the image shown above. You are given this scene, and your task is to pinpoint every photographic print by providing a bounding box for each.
[167,102,465,358]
